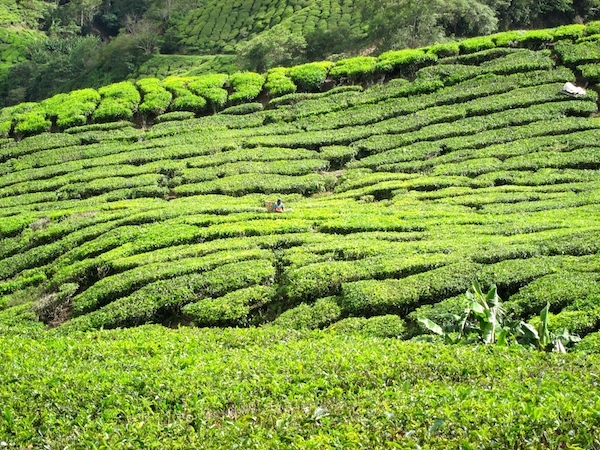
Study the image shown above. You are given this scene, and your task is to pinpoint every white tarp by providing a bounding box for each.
[561,81,587,97]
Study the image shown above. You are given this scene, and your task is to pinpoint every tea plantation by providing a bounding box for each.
[2,25,600,448]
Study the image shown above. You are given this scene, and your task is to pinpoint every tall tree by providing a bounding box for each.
[362,0,498,50]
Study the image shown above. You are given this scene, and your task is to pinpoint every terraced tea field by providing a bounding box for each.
[177,0,363,53]
[2,26,600,449]
[1,30,599,344]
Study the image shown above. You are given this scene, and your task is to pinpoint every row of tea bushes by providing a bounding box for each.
[2,23,600,139]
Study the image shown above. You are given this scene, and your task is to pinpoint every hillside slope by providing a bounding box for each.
[1,28,600,345]
[3,0,600,107]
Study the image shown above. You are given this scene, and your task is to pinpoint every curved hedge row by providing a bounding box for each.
[2,23,600,140]
[1,24,600,348]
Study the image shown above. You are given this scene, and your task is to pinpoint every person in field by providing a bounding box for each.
[274,198,285,212]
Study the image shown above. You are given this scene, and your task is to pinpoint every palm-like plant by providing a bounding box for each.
[418,281,580,352]
[419,281,506,344]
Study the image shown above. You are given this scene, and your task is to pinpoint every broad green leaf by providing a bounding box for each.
[538,302,550,349]
[520,322,539,340]
[418,317,444,336]
[497,328,509,346]
[470,301,485,315]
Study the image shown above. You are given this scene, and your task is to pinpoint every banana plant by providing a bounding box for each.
[419,284,581,352]
[515,302,581,353]
[419,281,508,345]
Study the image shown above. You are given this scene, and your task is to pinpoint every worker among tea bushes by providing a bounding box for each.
[274,198,285,212]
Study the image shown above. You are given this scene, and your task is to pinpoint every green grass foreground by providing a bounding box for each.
[2,326,600,449]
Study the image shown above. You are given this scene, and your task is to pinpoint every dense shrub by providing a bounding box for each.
[183,285,276,326]
[329,56,377,82]
[376,49,437,74]
[507,272,600,318]
[155,111,196,123]
[328,314,406,338]
[188,74,229,112]
[584,21,600,36]
[63,121,134,134]
[170,94,207,114]
[340,261,480,316]
[555,40,600,65]
[137,78,172,117]
[13,104,50,136]
[53,89,100,130]
[515,29,555,47]
[458,36,496,54]
[426,42,460,58]
[220,102,263,115]
[272,297,341,330]
[163,77,208,114]
[579,63,600,83]
[532,305,600,336]
[265,67,297,97]
[289,62,332,92]
[553,24,586,41]
[574,330,600,353]
[92,82,141,123]
[228,71,266,104]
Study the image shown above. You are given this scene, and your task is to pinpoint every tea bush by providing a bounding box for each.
[376,49,437,74]
[137,78,173,117]
[228,71,266,104]
[265,67,297,97]
[183,285,277,326]
[92,82,141,123]
[555,40,600,64]
[329,56,377,83]
[289,62,332,92]
[271,297,341,330]
[329,314,406,338]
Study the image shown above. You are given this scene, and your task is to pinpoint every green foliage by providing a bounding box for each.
[49,88,101,131]
[155,111,195,123]
[162,77,207,114]
[515,303,582,353]
[13,104,51,137]
[265,67,297,97]
[228,71,265,104]
[236,26,307,73]
[220,103,263,115]
[289,62,332,92]
[187,74,229,112]
[555,40,600,65]
[575,330,600,353]
[376,49,437,74]
[329,57,377,83]
[170,94,207,114]
[137,78,172,117]
[183,285,276,326]
[553,24,586,41]
[341,261,480,316]
[507,272,600,318]
[458,36,496,53]
[328,314,406,338]
[419,281,506,344]
[2,328,600,447]
[65,259,276,330]
[1,40,600,344]
[92,82,141,123]
[272,297,341,330]
[579,62,600,83]
[420,283,581,352]
[426,42,460,58]
[4,11,600,448]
